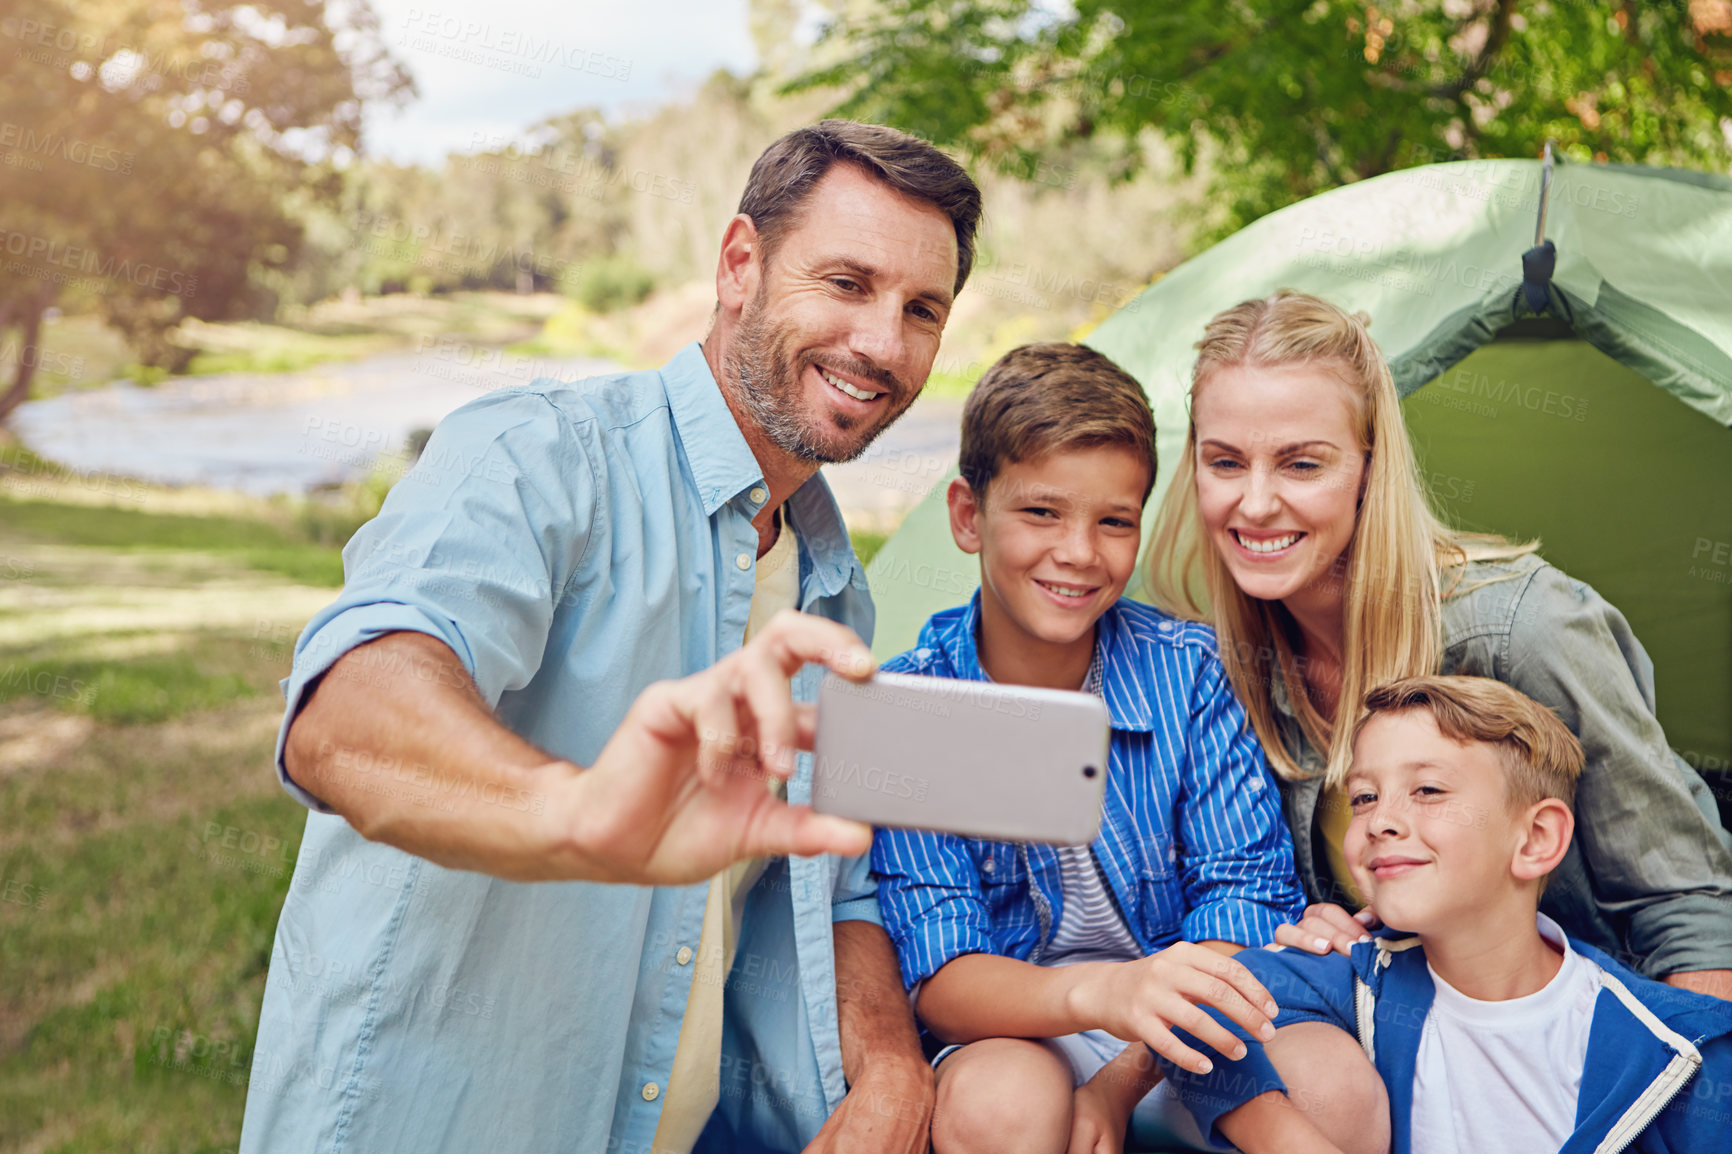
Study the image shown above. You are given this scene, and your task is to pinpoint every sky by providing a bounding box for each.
[362,0,762,165]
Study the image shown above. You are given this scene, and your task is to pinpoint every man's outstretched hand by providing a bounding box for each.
[549,609,876,884]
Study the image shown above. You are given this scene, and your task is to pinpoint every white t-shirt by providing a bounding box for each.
[1043,652,1142,967]
[651,514,798,1154]
[1410,914,1605,1154]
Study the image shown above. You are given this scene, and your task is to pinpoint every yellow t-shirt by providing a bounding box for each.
[1318,783,1365,908]
[650,515,799,1154]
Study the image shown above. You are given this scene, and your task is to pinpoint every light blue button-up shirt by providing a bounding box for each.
[240,343,880,1154]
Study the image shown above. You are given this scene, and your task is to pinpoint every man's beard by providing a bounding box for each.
[723,287,913,465]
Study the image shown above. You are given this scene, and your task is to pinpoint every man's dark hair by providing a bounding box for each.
[737,119,983,295]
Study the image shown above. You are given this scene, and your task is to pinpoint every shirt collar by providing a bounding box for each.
[661,341,863,600]
[785,474,866,601]
[662,341,765,517]
[1270,669,1298,719]
[934,592,1157,732]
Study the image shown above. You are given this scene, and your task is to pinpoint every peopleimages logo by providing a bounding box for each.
[0,122,133,174]
[399,9,631,80]
[0,229,195,296]
[0,19,251,92]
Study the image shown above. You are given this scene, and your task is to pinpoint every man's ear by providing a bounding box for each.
[715,214,762,314]
[947,476,984,555]
[1511,798,1574,884]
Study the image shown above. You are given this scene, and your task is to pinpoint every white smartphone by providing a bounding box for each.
[811,671,1111,844]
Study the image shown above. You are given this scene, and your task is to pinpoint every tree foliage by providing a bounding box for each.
[791,0,1732,236]
[290,72,788,305]
[0,0,410,419]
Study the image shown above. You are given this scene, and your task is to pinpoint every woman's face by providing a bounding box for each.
[1191,362,1367,608]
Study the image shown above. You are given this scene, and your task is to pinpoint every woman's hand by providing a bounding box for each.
[1272,903,1380,957]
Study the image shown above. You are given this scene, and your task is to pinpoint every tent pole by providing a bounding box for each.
[1520,141,1560,315]
[1535,139,1555,246]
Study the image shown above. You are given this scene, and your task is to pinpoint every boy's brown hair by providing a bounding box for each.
[958,343,1157,501]
[1351,675,1585,810]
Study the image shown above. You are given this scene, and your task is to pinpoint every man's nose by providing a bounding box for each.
[847,299,909,376]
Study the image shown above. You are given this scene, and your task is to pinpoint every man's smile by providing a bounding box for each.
[817,364,884,402]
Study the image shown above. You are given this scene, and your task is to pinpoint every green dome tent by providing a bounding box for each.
[865,157,1732,821]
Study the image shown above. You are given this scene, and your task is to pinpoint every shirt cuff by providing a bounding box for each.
[273,601,470,812]
[897,933,995,992]
[831,893,885,926]
[1154,1031,1287,1150]
[1629,892,1732,977]
[1182,896,1299,950]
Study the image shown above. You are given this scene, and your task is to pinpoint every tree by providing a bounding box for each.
[790,0,1732,238]
[0,0,411,421]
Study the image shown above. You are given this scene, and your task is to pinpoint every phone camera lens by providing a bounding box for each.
[1082,765,1098,778]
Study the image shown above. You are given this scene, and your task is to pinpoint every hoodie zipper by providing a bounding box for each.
[1592,970,1706,1154]
[1595,1051,1700,1154]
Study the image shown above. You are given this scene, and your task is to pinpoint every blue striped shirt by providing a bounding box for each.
[872,593,1305,991]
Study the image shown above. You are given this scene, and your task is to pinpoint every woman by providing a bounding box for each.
[1145,290,1732,999]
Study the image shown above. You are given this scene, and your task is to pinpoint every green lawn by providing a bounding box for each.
[0,489,343,1152]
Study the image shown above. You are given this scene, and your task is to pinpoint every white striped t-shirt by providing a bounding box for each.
[1042,651,1142,966]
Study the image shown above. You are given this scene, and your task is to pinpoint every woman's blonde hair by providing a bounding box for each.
[1144,290,1531,784]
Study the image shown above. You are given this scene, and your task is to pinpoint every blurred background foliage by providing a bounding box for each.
[2,1,1728,424]
[0,0,412,416]
[792,0,1732,237]
[0,3,1728,1149]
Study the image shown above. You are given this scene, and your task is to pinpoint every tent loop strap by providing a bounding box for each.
[1519,140,1558,315]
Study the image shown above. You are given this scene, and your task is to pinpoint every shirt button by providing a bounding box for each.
[749,486,767,504]
[676,946,694,966]
[735,552,752,571]
[982,859,995,874]
[642,1082,660,1101]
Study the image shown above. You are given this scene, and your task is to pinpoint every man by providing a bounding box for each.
[239,120,983,1154]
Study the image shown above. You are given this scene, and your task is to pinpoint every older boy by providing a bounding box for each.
[1159,675,1732,1154]
[872,343,1306,1154]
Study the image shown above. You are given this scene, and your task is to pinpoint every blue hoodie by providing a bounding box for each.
[1157,931,1732,1154]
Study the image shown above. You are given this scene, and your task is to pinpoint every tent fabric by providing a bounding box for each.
[863,158,1732,800]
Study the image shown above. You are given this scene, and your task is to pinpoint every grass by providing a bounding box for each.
[0,726,301,1152]
[849,528,891,567]
[22,291,567,402]
[0,494,348,588]
[0,465,908,1151]
[0,477,345,1150]
[182,325,400,377]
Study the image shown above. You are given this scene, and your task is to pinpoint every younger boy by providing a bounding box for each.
[1158,675,1732,1154]
[872,343,1307,1154]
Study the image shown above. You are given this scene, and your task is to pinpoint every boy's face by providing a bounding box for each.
[1343,710,1526,936]
[949,444,1149,653]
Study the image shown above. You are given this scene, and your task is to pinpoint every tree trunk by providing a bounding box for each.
[0,301,45,424]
